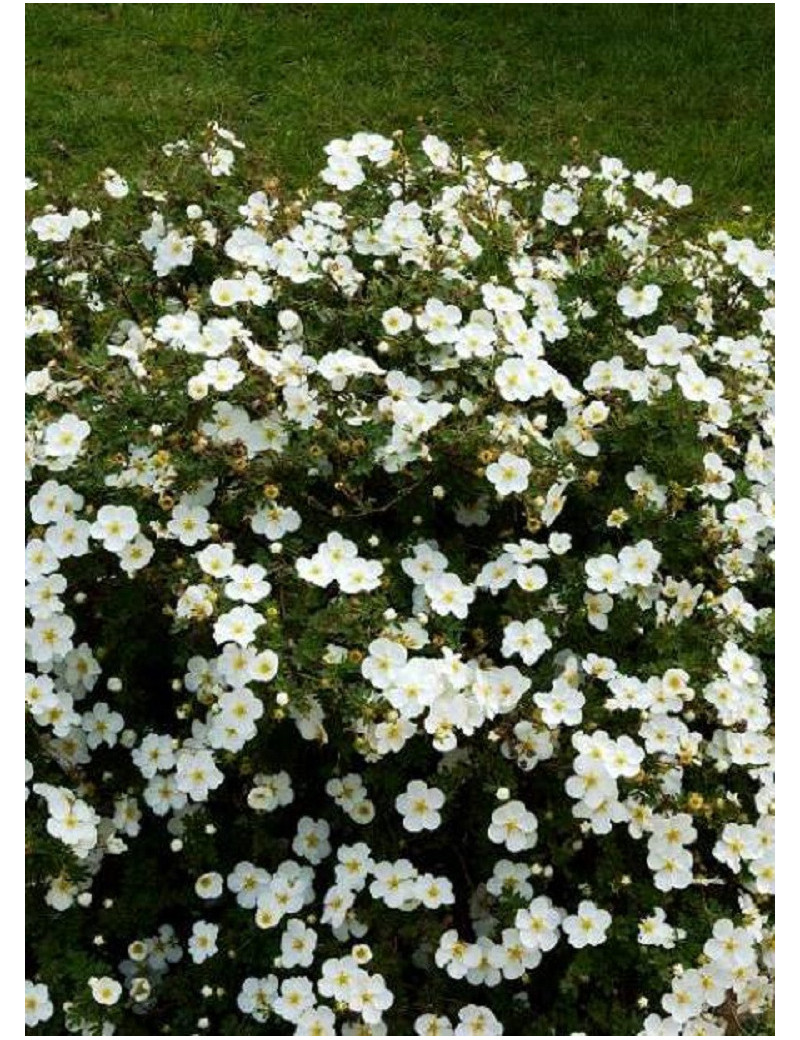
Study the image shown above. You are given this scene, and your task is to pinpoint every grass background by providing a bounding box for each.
[26,4,773,219]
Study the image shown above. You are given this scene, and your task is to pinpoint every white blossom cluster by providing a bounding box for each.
[25,125,773,1035]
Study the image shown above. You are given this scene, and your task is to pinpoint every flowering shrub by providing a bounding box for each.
[25,124,774,1036]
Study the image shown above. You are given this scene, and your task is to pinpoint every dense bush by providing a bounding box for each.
[25,125,774,1036]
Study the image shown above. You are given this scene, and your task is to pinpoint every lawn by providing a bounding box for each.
[26,4,773,217]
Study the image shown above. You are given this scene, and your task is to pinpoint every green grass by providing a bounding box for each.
[26,4,773,218]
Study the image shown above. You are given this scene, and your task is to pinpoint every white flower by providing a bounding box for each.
[617,284,662,318]
[487,156,527,184]
[382,306,413,335]
[415,1012,454,1036]
[102,168,129,198]
[213,605,264,647]
[296,1005,337,1035]
[426,572,475,619]
[422,134,453,170]
[196,543,236,579]
[248,770,294,812]
[88,975,123,1006]
[542,187,579,225]
[563,901,612,948]
[251,503,301,541]
[43,414,91,458]
[29,480,84,525]
[27,613,77,665]
[395,780,445,832]
[82,702,124,749]
[582,553,628,594]
[638,325,693,366]
[292,816,331,864]
[703,919,756,970]
[321,155,365,191]
[549,532,572,555]
[250,649,279,684]
[417,297,462,344]
[486,452,532,497]
[25,981,53,1027]
[195,872,224,899]
[535,681,585,727]
[585,592,613,630]
[618,539,662,585]
[237,976,277,1023]
[335,842,374,891]
[204,357,245,392]
[416,873,455,909]
[154,231,194,276]
[225,563,272,603]
[167,503,212,546]
[119,534,154,575]
[132,733,175,778]
[501,618,552,666]
[175,749,224,801]
[638,907,678,948]
[516,896,561,952]
[455,1004,504,1036]
[337,557,384,594]
[488,800,538,852]
[661,977,703,1024]
[91,504,140,552]
[659,177,693,208]
[280,918,318,969]
[188,921,219,963]
[494,355,553,402]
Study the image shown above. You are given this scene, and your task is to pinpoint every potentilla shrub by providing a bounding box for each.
[25,124,774,1037]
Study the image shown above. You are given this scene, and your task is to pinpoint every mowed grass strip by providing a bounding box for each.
[26,4,773,218]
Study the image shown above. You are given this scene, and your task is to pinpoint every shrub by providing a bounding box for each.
[25,124,774,1036]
